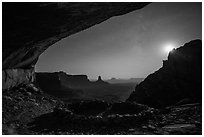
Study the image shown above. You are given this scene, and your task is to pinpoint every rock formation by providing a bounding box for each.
[2,68,35,90]
[2,2,149,90]
[98,76,102,81]
[94,76,109,86]
[36,72,110,91]
[35,71,89,101]
[106,78,144,84]
[127,39,202,108]
[36,71,92,89]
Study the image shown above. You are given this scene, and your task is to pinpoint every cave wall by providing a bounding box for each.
[2,68,35,90]
[2,2,149,91]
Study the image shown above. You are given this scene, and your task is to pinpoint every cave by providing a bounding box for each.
[33,10,149,103]
[2,2,150,91]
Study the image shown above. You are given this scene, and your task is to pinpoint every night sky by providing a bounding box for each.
[36,2,202,80]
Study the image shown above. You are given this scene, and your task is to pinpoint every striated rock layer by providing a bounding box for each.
[2,2,149,90]
[127,40,202,108]
[2,69,35,91]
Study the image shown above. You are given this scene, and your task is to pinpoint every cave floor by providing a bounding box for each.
[2,86,202,135]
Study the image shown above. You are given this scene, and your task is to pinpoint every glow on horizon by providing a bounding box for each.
[163,44,176,53]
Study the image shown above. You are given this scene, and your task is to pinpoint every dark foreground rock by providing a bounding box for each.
[100,102,149,116]
[127,39,202,108]
[68,100,110,116]
[26,102,201,135]
[2,85,64,134]
[2,86,202,135]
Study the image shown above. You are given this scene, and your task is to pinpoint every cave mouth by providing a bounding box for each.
[35,7,154,81]
[35,2,201,104]
[34,8,150,104]
[34,10,147,104]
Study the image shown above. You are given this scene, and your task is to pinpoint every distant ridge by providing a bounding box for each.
[106,78,144,84]
[35,71,109,90]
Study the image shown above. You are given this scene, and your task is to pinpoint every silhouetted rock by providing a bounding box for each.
[35,72,111,102]
[35,72,88,101]
[36,72,110,91]
[127,39,202,108]
[35,72,61,90]
[106,78,144,84]
[93,76,109,86]
[98,76,102,81]
[36,71,91,89]
[58,71,92,88]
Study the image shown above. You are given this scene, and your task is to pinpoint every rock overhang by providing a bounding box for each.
[3,2,150,69]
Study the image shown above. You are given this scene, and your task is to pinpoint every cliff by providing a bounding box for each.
[36,71,92,90]
[127,39,202,108]
[106,78,144,84]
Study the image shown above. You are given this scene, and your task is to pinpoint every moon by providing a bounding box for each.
[163,44,175,53]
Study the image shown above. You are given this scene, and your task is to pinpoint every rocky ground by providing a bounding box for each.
[2,85,202,135]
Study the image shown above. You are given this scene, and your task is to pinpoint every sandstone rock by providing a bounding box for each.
[127,39,202,108]
[2,68,35,91]
[26,83,40,92]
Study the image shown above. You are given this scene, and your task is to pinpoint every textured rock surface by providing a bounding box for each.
[127,39,202,108]
[3,86,202,134]
[2,85,64,134]
[3,2,149,69]
[2,68,35,91]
